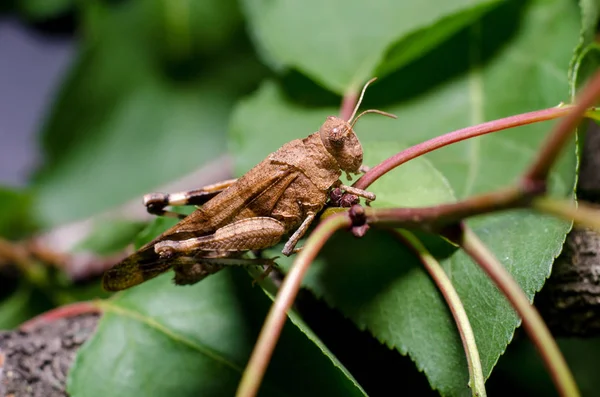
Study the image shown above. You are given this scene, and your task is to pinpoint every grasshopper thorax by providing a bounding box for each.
[319,116,363,174]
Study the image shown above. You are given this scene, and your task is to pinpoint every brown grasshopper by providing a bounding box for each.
[102,79,396,291]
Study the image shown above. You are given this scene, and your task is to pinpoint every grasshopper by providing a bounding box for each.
[102,79,395,291]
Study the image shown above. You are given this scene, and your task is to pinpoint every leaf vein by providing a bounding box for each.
[464,23,484,197]
[99,301,244,374]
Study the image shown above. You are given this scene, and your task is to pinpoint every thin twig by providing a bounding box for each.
[0,238,29,269]
[363,186,530,233]
[354,105,576,190]
[19,301,100,332]
[340,89,359,121]
[455,225,579,397]
[524,71,600,182]
[236,213,352,397]
[533,197,600,230]
[393,230,486,397]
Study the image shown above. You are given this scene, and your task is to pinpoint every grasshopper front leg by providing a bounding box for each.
[144,178,238,218]
[330,183,376,207]
[338,184,376,202]
[282,212,316,256]
[154,217,286,258]
[282,184,376,256]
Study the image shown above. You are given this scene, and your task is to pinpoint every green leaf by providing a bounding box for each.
[158,0,243,58]
[363,142,456,208]
[0,188,36,239]
[32,1,265,228]
[17,0,73,20]
[240,0,501,93]
[0,283,33,329]
[231,0,579,394]
[67,270,366,397]
[569,0,600,94]
[230,81,333,175]
[0,282,52,330]
[376,3,499,80]
[73,219,146,256]
[495,337,600,396]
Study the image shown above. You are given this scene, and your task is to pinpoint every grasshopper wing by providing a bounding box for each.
[102,244,171,291]
[103,162,298,291]
[148,162,298,241]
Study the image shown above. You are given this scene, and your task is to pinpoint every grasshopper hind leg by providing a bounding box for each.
[154,217,286,257]
[144,178,238,218]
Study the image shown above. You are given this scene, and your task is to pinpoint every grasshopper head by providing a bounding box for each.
[319,78,397,175]
[319,116,363,174]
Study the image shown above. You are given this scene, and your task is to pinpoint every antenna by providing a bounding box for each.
[347,78,377,123]
[350,109,397,129]
[347,77,397,128]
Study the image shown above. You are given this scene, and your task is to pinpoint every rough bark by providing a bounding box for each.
[537,122,600,336]
[0,314,99,397]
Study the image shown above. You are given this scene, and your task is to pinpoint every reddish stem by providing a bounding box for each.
[524,71,600,181]
[364,186,532,232]
[236,213,351,397]
[340,91,359,121]
[19,301,100,332]
[457,225,579,397]
[354,106,574,190]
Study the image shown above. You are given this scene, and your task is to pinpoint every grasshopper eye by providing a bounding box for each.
[319,116,349,142]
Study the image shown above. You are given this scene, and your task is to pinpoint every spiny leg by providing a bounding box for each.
[248,249,277,285]
[171,256,224,285]
[170,254,278,285]
[144,178,238,218]
[203,254,279,285]
[154,217,286,258]
[282,212,316,256]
